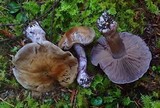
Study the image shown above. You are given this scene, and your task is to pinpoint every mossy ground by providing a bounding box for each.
[0,0,160,107]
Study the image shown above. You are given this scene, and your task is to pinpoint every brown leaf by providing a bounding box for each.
[0,29,14,38]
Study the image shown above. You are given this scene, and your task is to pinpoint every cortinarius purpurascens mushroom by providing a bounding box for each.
[12,21,78,94]
[91,12,152,84]
[58,26,95,87]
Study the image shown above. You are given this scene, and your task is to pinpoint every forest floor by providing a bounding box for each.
[0,0,160,108]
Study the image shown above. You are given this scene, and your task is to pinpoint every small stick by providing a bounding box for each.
[72,90,78,108]
[0,97,15,107]
[70,89,76,105]
[0,23,20,27]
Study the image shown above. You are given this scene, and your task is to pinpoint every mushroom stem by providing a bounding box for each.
[73,44,92,87]
[103,32,126,59]
[97,11,126,59]
[25,21,46,44]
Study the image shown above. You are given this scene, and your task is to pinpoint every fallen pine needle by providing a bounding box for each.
[0,97,15,107]
[70,89,78,108]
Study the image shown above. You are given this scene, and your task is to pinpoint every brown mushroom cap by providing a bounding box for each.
[58,26,95,49]
[91,32,152,84]
[12,41,78,92]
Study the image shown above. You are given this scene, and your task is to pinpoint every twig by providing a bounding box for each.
[0,38,10,43]
[0,35,23,43]
[0,97,15,107]
[49,3,55,41]
[0,23,20,27]
[71,89,78,108]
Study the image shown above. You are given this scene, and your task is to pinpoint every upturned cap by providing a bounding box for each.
[12,41,78,92]
[91,32,152,84]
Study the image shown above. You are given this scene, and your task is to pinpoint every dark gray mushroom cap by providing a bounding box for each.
[91,32,152,84]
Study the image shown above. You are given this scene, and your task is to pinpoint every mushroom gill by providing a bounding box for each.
[91,12,152,84]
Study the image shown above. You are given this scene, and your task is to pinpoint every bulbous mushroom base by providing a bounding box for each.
[91,32,152,84]
[77,71,93,88]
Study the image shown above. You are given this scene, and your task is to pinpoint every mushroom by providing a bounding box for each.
[58,26,95,87]
[12,21,78,94]
[91,12,152,84]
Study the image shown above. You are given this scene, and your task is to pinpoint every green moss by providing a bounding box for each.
[0,0,159,108]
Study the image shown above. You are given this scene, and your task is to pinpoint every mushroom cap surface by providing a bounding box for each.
[91,32,152,84]
[58,26,95,50]
[12,41,78,92]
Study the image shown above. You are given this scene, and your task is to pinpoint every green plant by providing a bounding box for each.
[10,46,20,53]
[91,74,110,91]
[0,102,12,108]
[141,95,160,108]
[54,92,72,108]
[76,89,89,108]
[0,92,54,108]
[76,74,135,107]
[0,54,20,88]
[156,39,160,48]
[90,96,103,106]
[152,65,160,74]
[0,55,8,82]
[141,95,152,108]
[0,0,147,41]
[122,97,133,106]
[145,0,160,14]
